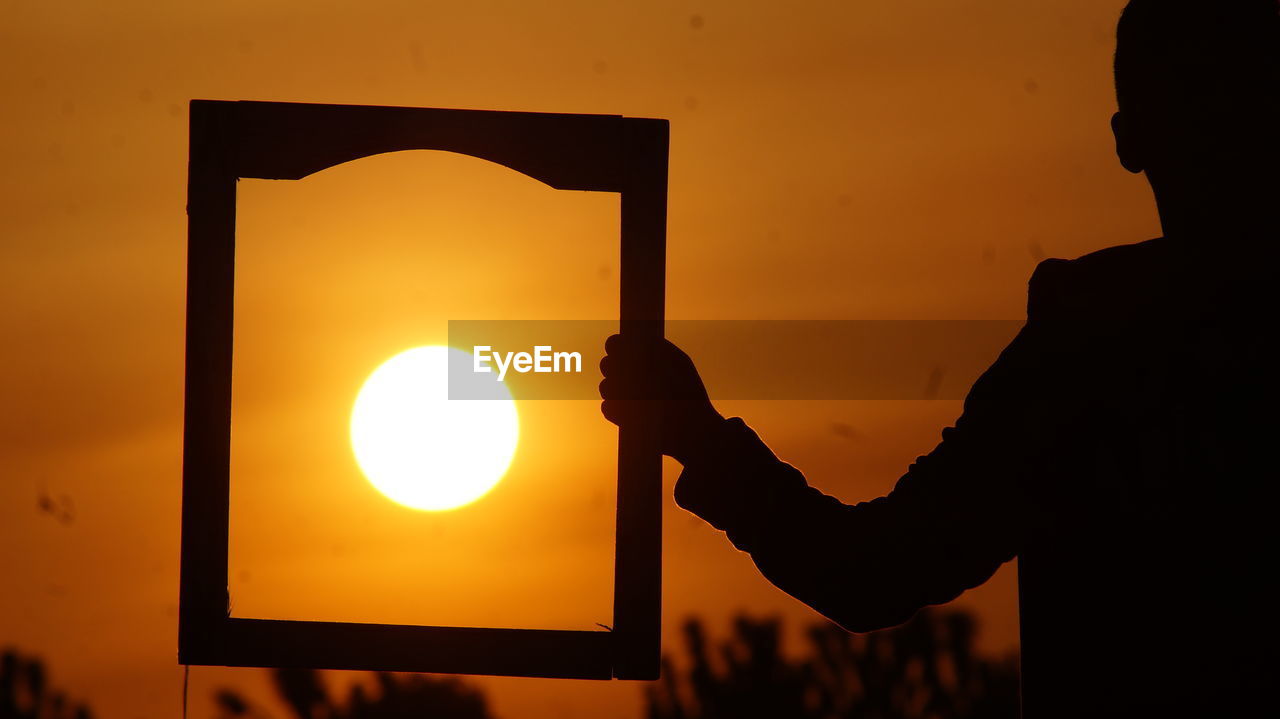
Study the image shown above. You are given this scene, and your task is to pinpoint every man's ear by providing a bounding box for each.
[1111,111,1144,174]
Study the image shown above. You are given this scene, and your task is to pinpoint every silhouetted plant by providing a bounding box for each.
[215,666,494,719]
[646,608,1018,719]
[0,647,93,719]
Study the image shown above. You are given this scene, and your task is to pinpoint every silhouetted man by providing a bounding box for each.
[600,2,1276,716]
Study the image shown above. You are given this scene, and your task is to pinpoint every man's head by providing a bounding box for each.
[1111,0,1279,192]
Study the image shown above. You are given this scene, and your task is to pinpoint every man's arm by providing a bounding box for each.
[674,411,1023,632]
[601,260,1082,632]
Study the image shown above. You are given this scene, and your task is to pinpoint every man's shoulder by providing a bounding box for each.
[1027,239,1168,320]
[1032,237,1166,284]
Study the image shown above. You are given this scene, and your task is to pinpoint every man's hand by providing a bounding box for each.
[598,334,724,464]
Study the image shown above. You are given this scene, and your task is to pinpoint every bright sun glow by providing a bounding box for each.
[350,346,519,511]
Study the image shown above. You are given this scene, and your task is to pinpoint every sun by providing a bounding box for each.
[350,345,519,511]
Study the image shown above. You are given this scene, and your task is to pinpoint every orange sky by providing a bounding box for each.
[1,1,1158,717]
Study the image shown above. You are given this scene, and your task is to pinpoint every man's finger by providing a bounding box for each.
[600,399,627,426]
[604,333,626,355]
[605,333,662,359]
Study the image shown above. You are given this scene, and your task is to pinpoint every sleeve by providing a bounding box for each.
[675,258,1082,632]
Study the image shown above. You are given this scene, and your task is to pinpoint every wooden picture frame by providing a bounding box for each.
[179,100,667,679]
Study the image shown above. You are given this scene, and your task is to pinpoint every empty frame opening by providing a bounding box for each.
[227,149,620,631]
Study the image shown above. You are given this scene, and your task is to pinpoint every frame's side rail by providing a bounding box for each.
[612,117,669,681]
[179,100,239,664]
